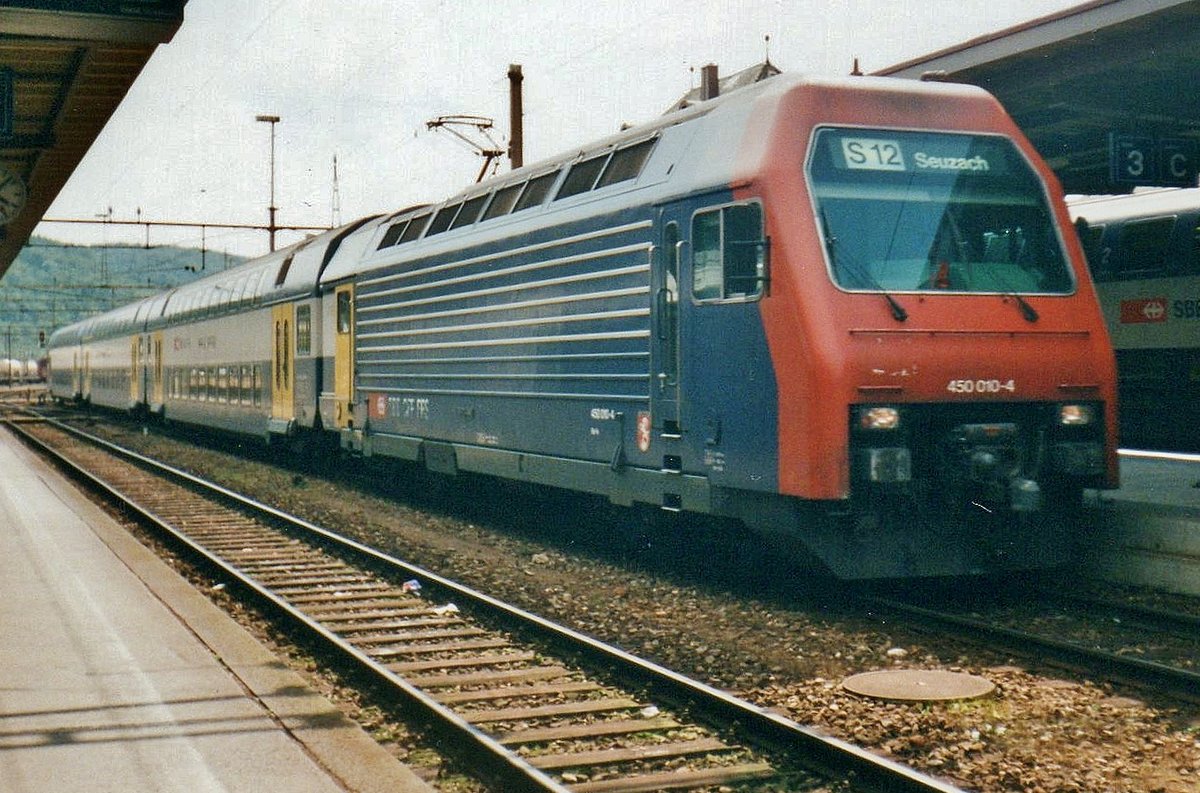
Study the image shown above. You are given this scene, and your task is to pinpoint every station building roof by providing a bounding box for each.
[877,0,1200,195]
[0,1,185,278]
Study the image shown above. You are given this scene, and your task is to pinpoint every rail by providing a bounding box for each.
[9,412,966,793]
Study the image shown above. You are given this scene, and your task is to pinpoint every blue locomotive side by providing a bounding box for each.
[348,193,781,510]
[353,207,654,460]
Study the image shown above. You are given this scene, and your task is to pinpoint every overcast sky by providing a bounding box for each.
[38,0,1085,256]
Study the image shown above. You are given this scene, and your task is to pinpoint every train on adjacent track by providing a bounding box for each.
[1,357,41,382]
[1068,188,1200,450]
[48,72,1119,578]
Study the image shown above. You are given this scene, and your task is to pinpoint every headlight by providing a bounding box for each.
[1057,403,1096,426]
[859,405,901,430]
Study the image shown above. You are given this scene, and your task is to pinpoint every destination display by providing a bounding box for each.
[824,129,1011,177]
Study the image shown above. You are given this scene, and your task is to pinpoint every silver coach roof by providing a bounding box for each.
[48,216,387,345]
[157,224,361,324]
[1067,187,1200,223]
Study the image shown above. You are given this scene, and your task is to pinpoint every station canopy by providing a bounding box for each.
[0,1,185,279]
[877,0,1200,196]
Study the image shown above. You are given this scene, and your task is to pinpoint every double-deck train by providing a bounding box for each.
[1068,188,1200,449]
[48,72,1119,578]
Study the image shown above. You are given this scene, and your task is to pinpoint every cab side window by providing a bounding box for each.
[691,203,768,302]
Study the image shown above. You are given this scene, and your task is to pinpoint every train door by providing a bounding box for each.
[271,304,295,422]
[130,335,141,406]
[151,331,164,408]
[72,351,80,398]
[333,284,355,429]
[675,200,777,491]
[651,214,682,434]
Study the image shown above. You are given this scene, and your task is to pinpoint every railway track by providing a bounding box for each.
[8,413,964,793]
[1036,587,1200,639]
[859,587,1200,703]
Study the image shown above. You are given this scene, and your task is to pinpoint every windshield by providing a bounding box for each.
[808,128,1074,294]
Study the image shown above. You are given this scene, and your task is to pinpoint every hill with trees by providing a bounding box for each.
[0,237,245,362]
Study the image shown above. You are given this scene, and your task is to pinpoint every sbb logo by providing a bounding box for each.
[1119,297,1167,324]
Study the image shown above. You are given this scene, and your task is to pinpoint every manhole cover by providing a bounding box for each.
[842,669,995,702]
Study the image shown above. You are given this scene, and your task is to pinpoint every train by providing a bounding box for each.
[47,72,1119,578]
[1068,188,1200,449]
[1,358,41,382]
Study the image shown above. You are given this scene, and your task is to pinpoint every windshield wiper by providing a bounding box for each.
[979,260,1039,322]
[820,209,908,322]
[1008,292,1039,322]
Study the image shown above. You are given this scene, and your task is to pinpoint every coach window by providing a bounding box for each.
[337,290,352,334]
[296,305,312,356]
[274,254,295,287]
[425,202,460,236]
[482,182,522,220]
[450,194,488,229]
[377,220,408,249]
[1114,216,1174,277]
[1190,219,1200,273]
[274,321,283,389]
[556,153,609,200]
[1073,218,1107,276]
[596,138,656,188]
[282,320,290,390]
[691,203,767,302]
[398,213,430,243]
[513,171,558,211]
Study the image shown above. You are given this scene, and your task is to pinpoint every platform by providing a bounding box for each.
[0,426,433,793]
[1086,451,1200,596]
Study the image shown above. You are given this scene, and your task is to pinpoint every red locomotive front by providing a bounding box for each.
[749,78,1118,576]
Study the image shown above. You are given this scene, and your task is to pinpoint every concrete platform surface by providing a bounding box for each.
[0,426,434,793]
[1086,451,1200,595]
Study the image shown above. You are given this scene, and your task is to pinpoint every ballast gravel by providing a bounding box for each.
[83,422,1200,792]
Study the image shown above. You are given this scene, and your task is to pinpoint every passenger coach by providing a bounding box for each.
[1069,188,1200,449]
[50,72,1119,578]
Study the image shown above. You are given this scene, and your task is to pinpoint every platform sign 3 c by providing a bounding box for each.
[1119,297,1167,324]
[1109,133,1196,187]
[1160,138,1195,184]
